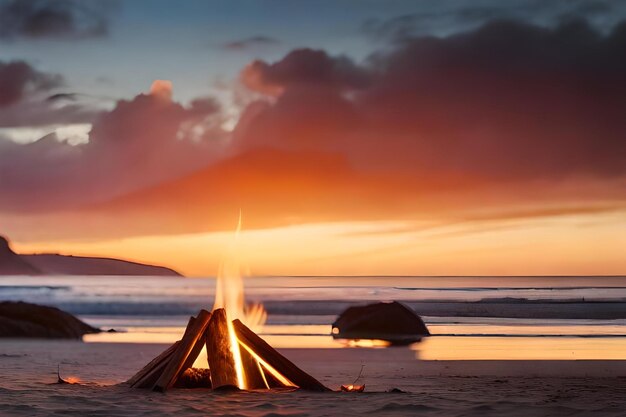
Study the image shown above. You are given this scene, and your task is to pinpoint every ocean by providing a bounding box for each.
[1,275,625,360]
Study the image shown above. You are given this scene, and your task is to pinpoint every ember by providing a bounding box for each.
[341,384,365,392]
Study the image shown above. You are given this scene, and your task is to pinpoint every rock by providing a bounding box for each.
[0,236,40,275]
[0,234,182,276]
[332,301,430,345]
[0,301,100,339]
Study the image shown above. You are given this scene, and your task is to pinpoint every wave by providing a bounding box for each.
[394,286,626,291]
[433,334,626,338]
[0,285,71,291]
[52,301,208,316]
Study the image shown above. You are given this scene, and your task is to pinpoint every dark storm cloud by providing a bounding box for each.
[222,35,279,50]
[0,60,99,127]
[0,0,116,40]
[361,0,623,41]
[240,19,626,180]
[0,60,62,107]
[242,48,371,95]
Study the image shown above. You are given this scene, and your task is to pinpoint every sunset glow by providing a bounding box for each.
[12,211,626,276]
[0,1,624,277]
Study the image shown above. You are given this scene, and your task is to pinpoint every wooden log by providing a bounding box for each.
[232,319,330,392]
[131,316,198,388]
[153,309,212,392]
[239,342,268,389]
[134,351,175,388]
[183,316,197,337]
[205,308,240,389]
[126,341,179,387]
[180,322,207,373]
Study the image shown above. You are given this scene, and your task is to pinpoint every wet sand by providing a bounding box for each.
[0,341,625,416]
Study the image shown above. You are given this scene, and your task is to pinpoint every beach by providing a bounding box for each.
[1,275,625,415]
[0,341,625,417]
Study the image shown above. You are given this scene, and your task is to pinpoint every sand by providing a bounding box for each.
[0,341,625,416]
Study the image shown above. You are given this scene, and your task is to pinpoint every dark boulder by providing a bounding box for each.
[0,301,100,339]
[332,301,430,345]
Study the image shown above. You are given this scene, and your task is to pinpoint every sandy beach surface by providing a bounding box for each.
[1,340,624,417]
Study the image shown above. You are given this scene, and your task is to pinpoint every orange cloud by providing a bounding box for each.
[149,80,173,102]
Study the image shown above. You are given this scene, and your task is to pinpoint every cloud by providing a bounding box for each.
[0,0,116,40]
[241,48,371,96]
[0,59,99,138]
[149,80,173,101]
[0,60,62,107]
[2,18,626,240]
[238,19,626,181]
[361,0,625,41]
[222,35,279,50]
[0,81,228,211]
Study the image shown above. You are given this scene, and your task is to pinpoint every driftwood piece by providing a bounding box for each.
[126,341,179,386]
[232,319,330,392]
[205,308,240,389]
[153,309,212,392]
[181,321,207,373]
[239,343,268,389]
[134,352,174,388]
[131,315,198,388]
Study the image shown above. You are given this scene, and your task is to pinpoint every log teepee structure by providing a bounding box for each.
[126,308,330,392]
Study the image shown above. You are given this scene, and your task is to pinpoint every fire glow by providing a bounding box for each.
[213,211,267,330]
[126,214,328,392]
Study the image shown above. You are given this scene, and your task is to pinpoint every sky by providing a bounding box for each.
[1,0,625,276]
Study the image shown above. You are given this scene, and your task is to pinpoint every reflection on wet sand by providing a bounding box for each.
[85,323,626,360]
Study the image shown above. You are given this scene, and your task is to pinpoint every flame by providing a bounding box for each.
[226,312,247,389]
[213,211,267,390]
[213,211,267,330]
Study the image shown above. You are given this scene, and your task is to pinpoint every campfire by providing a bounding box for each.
[127,214,329,392]
[126,307,329,392]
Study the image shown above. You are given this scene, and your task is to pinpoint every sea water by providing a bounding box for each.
[1,275,625,360]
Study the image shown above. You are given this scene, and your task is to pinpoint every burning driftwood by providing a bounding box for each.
[126,308,329,392]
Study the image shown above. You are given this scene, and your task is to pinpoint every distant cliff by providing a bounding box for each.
[0,236,42,275]
[0,236,181,276]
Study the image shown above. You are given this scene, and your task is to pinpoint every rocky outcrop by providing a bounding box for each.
[0,235,181,276]
[0,301,100,339]
[0,236,41,275]
[332,301,430,345]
